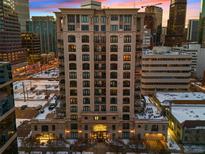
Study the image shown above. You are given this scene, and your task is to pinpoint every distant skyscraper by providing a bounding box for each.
[145,6,163,46]
[14,0,30,32]
[81,0,101,9]
[27,16,57,53]
[165,0,187,46]
[0,0,26,65]
[0,62,18,154]
[21,32,41,64]
[187,19,199,42]
[199,0,205,47]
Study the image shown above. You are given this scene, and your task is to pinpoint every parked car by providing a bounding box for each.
[21,105,28,110]
[39,109,45,113]
[35,105,42,110]
[48,104,56,110]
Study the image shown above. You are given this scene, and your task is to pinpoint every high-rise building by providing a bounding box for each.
[14,0,30,32]
[27,16,57,53]
[145,6,163,46]
[81,0,101,9]
[21,32,41,64]
[141,47,192,96]
[0,62,18,154]
[199,0,205,47]
[187,19,199,42]
[55,4,145,139]
[0,0,26,65]
[165,0,187,46]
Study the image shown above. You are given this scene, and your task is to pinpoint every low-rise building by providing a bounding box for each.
[135,97,168,142]
[141,47,192,96]
[151,92,205,144]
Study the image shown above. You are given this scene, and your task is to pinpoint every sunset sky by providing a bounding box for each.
[30,0,202,26]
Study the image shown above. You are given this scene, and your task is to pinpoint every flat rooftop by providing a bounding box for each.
[156,92,205,106]
[143,47,190,56]
[136,96,166,120]
[171,104,205,123]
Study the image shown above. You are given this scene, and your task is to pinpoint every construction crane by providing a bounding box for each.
[141,3,162,8]
[133,0,162,9]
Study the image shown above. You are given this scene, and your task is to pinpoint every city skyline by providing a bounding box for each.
[30,0,201,26]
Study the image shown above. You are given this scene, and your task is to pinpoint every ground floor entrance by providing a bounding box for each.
[91,124,109,141]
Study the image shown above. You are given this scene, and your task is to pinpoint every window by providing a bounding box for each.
[70,98,77,104]
[110,45,118,52]
[71,114,78,120]
[110,36,118,43]
[112,125,116,130]
[83,106,90,112]
[82,35,89,43]
[124,35,131,43]
[41,125,49,132]
[123,106,130,112]
[151,125,159,131]
[123,123,130,129]
[82,54,89,61]
[123,72,130,79]
[70,132,78,139]
[123,81,130,87]
[124,45,131,52]
[145,125,148,130]
[123,63,131,70]
[110,97,117,104]
[123,55,131,61]
[123,114,130,120]
[111,25,118,31]
[110,81,117,87]
[83,89,90,96]
[123,98,130,104]
[101,105,106,112]
[83,81,90,87]
[110,106,117,112]
[81,15,89,23]
[70,89,77,96]
[84,125,88,130]
[110,72,117,79]
[70,106,78,112]
[94,25,99,31]
[68,35,76,42]
[123,89,130,96]
[94,16,99,23]
[122,132,130,139]
[124,25,131,31]
[136,17,141,32]
[124,15,132,23]
[71,123,78,130]
[69,63,76,70]
[101,16,106,23]
[111,15,118,21]
[68,25,75,31]
[52,125,55,131]
[94,105,99,111]
[69,72,77,79]
[83,72,90,79]
[82,45,89,52]
[110,54,118,61]
[70,81,77,87]
[68,45,76,52]
[69,54,76,61]
[83,98,90,104]
[110,63,118,70]
[83,63,90,70]
[110,89,117,96]
[101,25,106,32]
[34,125,38,131]
[81,25,89,31]
[68,15,75,23]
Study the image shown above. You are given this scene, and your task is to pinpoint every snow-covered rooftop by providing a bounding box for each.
[136,97,166,120]
[171,104,205,123]
[156,92,205,106]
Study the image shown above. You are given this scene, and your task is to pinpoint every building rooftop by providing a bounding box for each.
[136,97,166,120]
[156,92,205,106]
[171,104,205,123]
[143,47,192,56]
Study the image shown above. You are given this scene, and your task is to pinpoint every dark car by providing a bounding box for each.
[48,104,56,110]
[21,105,28,110]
